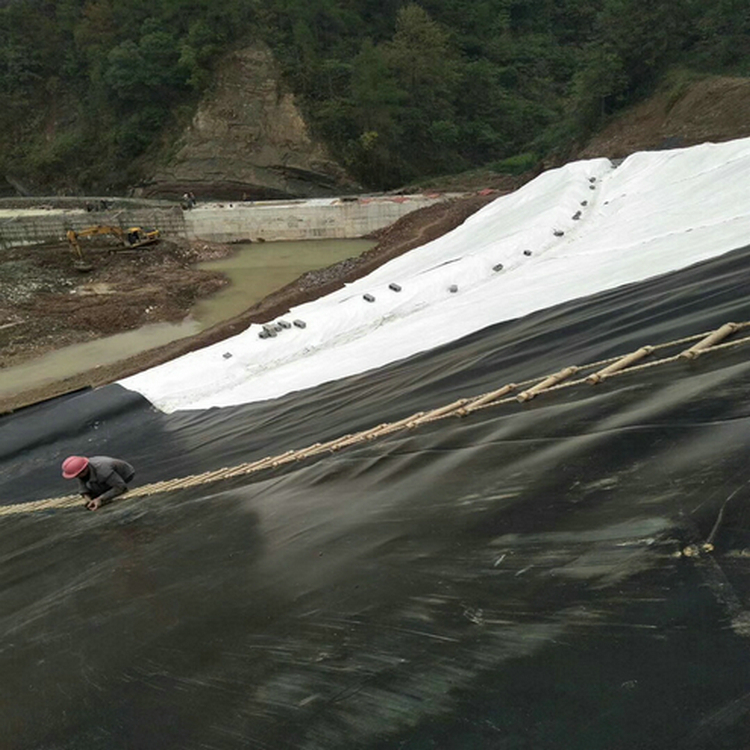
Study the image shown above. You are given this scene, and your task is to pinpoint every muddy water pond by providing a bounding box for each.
[1,239,375,398]
[193,239,374,327]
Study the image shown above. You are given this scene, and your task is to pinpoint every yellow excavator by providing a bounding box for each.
[66,225,160,271]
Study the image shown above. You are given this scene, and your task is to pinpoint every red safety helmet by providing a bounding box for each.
[62,455,89,479]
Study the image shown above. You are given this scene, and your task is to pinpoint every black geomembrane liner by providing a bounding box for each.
[2,247,750,749]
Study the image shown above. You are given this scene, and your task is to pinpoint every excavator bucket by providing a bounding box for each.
[66,229,93,272]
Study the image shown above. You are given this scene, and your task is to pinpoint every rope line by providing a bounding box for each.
[4,321,749,517]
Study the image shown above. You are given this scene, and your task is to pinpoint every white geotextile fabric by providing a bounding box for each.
[120,138,750,412]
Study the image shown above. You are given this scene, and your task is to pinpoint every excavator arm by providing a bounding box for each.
[65,225,160,271]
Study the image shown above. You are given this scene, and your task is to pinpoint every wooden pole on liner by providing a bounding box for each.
[517,367,579,402]
[587,346,654,384]
[679,323,739,360]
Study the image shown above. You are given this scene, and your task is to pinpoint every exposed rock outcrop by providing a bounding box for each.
[141,42,360,201]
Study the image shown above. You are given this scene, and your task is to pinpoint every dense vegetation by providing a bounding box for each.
[1,0,749,192]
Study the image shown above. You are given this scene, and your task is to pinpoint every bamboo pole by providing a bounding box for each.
[517,367,578,402]
[459,383,517,413]
[587,346,654,384]
[679,323,739,360]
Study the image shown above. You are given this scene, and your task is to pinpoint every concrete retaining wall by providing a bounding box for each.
[182,195,448,243]
[0,194,451,248]
[0,207,186,249]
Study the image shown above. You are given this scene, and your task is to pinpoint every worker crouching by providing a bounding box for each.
[61,455,135,511]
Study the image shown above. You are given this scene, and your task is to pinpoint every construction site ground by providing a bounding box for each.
[0,192,498,413]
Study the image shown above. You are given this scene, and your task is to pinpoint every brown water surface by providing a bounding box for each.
[193,239,374,327]
[1,239,374,398]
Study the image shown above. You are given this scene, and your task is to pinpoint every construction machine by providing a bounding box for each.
[66,226,160,271]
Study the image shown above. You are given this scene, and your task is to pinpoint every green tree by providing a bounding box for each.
[380,4,463,173]
[692,0,750,70]
[568,43,627,135]
[104,29,188,106]
[595,0,702,96]
[351,40,404,133]
[382,4,460,106]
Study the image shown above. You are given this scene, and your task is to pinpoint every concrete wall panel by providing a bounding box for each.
[0,195,450,248]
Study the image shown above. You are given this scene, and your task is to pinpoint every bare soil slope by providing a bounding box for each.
[578,75,750,158]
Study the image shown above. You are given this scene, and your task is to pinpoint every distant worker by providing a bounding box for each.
[61,455,135,511]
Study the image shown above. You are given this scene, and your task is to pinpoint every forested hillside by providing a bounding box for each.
[1,0,749,194]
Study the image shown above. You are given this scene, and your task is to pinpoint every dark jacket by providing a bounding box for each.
[77,456,135,503]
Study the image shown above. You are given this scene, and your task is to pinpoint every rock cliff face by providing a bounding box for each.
[142,43,359,201]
